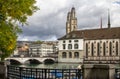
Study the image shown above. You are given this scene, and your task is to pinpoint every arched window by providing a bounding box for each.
[97,43,100,56]
[109,42,112,56]
[91,43,94,56]
[62,52,66,58]
[74,44,78,49]
[103,42,106,56]
[116,42,118,56]
[69,52,72,58]
[68,44,72,49]
[86,43,88,57]
[74,52,79,58]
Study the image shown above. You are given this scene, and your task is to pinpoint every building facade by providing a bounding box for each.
[58,7,120,64]
[58,38,83,63]
[58,7,83,63]
[29,41,58,57]
[83,28,120,63]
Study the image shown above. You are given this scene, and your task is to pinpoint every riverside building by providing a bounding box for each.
[58,7,84,63]
[58,7,120,64]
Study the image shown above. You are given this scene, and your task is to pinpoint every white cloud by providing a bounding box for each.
[18,0,120,41]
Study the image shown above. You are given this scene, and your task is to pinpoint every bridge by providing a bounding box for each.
[5,57,58,64]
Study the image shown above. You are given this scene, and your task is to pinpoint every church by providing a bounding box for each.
[58,7,120,63]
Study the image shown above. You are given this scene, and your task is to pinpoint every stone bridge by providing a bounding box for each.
[5,57,58,64]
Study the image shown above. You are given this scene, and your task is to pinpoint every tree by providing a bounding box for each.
[0,0,39,60]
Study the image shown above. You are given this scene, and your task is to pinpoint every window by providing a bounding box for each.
[86,43,88,57]
[63,41,65,43]
[74,52,79,58]
[68,44,72,49]
[74,40,78,42]
[91,43,94,56]
[97,43,100,56]
[74,44,78,49]
[69,40,71,43]
[109,42,112,56]
[62,52,66,58]
[69,52,72,58]
[63,44,66,49]
[103,42,106,56]
[116,42,118,56]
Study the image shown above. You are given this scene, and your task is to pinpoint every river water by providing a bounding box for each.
[16,63,81,69]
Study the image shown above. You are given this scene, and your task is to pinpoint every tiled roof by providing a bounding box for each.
[58,27,120,40]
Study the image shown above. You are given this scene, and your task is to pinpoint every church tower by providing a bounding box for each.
[66,7,77,34]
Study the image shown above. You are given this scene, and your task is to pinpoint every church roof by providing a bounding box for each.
[58,27,120,40]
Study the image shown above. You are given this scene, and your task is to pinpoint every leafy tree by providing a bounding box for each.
[34,40,43,44]
[0,0,39,60]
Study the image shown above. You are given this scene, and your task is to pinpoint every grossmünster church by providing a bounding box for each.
[58,7,120,64]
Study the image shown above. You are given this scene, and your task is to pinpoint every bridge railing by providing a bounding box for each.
[7,65,82,79]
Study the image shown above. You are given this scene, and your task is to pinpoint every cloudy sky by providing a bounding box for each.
[17,0,120,41]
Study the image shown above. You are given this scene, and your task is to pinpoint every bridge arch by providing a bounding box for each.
[43,58,55,64]
[24,59,42,64]
[7,59,22,65]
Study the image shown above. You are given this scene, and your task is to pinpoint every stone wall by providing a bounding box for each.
[0,62,6,79]
[82,64,115,79]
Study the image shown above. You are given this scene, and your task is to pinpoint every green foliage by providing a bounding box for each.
[0,0,39,60]
[34,40,43,44]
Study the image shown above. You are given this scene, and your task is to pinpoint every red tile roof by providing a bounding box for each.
[58,27,120,40]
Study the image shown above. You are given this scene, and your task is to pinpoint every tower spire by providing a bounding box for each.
[108,9,111,28]
[100,17,102,29]
[66,7,77,34]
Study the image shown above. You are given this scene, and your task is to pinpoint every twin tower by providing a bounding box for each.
[66,7,77,34]
[66,7,111,34]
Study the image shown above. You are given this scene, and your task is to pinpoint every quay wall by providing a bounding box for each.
[82,64,115,79]
[0,62,6,79]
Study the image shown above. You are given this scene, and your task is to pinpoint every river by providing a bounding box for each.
[15,63,81,69]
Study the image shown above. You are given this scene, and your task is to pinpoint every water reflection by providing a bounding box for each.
[17,63,80,69]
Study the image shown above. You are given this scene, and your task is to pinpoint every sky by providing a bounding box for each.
[17,0,120,41]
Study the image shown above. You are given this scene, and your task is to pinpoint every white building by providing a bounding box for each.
[58,7,84,63]
[29,42,57,57]
[58,36,84,63]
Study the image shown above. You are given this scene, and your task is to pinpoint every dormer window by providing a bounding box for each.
[72,34,76,38]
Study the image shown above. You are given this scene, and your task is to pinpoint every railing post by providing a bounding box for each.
[7,65,9,79]
[44,69,47,79]
[19,67,22,79]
